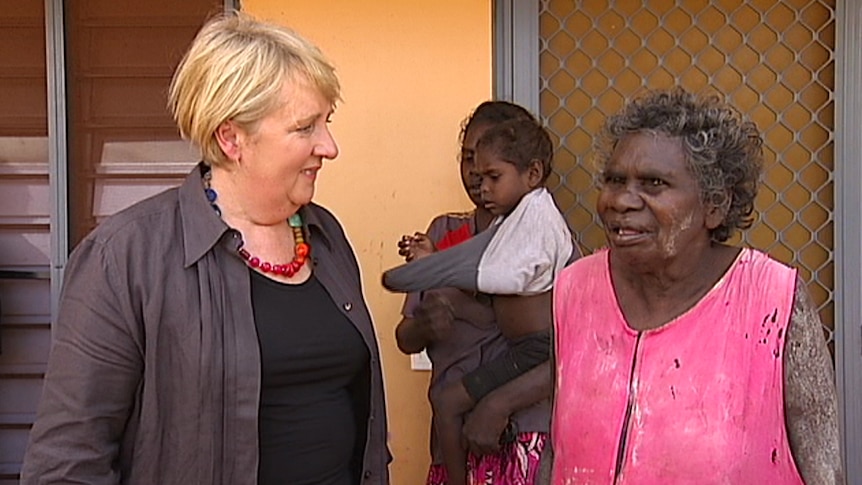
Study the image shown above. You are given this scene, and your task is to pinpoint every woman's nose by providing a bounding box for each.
[605,185,644,212]
[316,126,339,160]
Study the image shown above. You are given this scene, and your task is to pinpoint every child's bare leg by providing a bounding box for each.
[433,381,476,485]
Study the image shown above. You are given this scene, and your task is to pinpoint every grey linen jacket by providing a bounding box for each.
[21,164,391,484]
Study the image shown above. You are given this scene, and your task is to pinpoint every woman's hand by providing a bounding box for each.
[397,232,435,262]
[395,292,455,354]
[412,292,454,344]
[462,360,553,456]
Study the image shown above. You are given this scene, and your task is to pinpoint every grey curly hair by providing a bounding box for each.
[595,88,763,242]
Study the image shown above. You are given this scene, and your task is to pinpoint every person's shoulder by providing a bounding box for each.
[743,247,793,268]
[439,210,473,220]
[304,201,344,226]
[736,247,797,282]
[303,202,349,243]
[84,187,182,247]
[559,248,607,276]
[430,210,472,227]
[303,203,362,271]
[425,210,475,245]
[304,201,339,222]
[569,248,606,264]
[66,188,185,279]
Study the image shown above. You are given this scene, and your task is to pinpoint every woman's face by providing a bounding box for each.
[232,80,338,223]
[460,123,489,208]
[598,132,720,263]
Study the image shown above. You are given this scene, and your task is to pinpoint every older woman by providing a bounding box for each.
[21,13,389,485]
[547,88,842,484]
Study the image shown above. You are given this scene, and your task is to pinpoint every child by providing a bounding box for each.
[384,117,573,485]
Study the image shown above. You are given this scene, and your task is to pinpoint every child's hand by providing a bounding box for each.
[397,232,436,262]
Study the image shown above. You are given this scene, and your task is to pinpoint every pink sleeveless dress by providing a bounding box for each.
[552,248,803,484]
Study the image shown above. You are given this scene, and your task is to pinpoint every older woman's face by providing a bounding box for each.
[231,79,338,223]
[598,132,719,263]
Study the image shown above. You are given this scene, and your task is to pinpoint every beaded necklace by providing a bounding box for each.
[203,168,311,277]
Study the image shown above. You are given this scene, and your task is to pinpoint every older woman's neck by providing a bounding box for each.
[612,243,740,330]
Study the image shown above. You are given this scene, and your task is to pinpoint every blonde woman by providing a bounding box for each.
[22,13,390,485]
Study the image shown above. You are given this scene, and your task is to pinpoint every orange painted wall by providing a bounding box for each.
[242,1,493,482]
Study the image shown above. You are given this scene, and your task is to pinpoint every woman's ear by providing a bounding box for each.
[705,193,731,230]
[215,120,243,164]
[527,159,545,188]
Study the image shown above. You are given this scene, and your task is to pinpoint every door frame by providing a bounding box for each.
[45,0,68,321]
[495,0,862,478]
[493,0,539,114]
[835,0,862,480]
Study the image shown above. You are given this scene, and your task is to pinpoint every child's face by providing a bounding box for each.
[476,149,537,216]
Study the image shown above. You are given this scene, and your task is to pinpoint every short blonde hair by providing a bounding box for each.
[168,12,341,167]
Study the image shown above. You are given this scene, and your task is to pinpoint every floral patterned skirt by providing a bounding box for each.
[425,432,547,485]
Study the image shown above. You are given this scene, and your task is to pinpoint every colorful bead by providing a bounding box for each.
[295,242,310,258]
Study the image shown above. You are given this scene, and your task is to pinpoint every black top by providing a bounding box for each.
[252,270,370,485]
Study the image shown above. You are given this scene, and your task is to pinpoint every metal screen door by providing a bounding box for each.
[495,0,862,480]
[540,0,836,341]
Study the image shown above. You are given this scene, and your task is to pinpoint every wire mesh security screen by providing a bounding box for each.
[539,0,836,346]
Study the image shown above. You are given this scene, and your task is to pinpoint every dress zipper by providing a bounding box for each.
[613,331,642,483]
